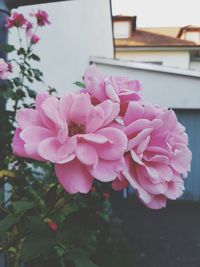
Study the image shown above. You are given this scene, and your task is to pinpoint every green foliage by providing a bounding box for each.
[29,54,40,62]
[69,249,98,267]
[0,215,20,235]
[32,68,43,81]
[21,235,55,262]
[12,201,34,214]
[17,47,26,56]
[1,44,16,53]
[74,81,86,88]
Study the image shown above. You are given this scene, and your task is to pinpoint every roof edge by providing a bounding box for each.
[115,46,200,51]
[6,0,71,9]
[89,56,200,78]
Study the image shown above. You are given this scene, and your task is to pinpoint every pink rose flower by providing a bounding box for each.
[0,58,10,79]
[83,64,142,113]
[31,10,50,26]
[112,102,192,209]
[31,34,40,44]
[5,12,27,28]
[13,92,127,194]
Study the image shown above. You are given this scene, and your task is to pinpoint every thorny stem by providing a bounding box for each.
[0,233,27,253]
[13,47,29,112]
[13,26,39,112]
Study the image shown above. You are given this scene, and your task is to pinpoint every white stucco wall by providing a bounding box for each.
[190,61,200,71]
[90,57,200,109]
[9,0,114,94]
[116,50,190,69]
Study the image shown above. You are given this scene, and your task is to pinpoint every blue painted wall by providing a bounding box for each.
[175,109,200,200]
[0,255,5,266]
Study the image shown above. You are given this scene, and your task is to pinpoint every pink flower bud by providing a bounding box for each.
[48,221,58,231]
[31,34,40,44]
[45,219,58,231]
[25,21,33,32]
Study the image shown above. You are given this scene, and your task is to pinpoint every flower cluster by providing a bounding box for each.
[5,12,27,28]
[0,58,12,80]
[13,65,192,209]
[6,10,50,46]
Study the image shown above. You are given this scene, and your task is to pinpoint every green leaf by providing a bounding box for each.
[21,234,55,262]
[73,81,86,88]
[20,64,26,73]
[0,215,19,235]
[5,79,14,89]
[32,68,43,81]
[17,47,26,56]
[12,200,34,214]
[61,204,79,217]
[27,69,33,77]
[27,88,37,98]
[13,77,21,87]
[1,44,15,53]
[27,76,34,83]
[26,216,47,233]
[0,189,4,204]
[69,248,98,267]
[29,54,40,61]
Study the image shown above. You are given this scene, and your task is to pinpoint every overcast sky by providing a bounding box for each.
[112,0,200,27]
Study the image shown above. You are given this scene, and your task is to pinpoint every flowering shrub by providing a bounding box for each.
[0,7,192,267]
[12,63,192,210]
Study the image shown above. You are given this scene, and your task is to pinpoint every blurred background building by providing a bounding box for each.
[113,15,200,70]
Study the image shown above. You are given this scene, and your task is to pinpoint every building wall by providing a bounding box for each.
[190,61,200,71]
[116,50,190,69]
[9,0,114,94]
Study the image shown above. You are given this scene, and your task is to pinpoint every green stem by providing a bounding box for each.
[17,28,22,48]
[0,205,10,215]
[13,50,28,112]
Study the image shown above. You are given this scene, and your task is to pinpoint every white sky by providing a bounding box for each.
[112,0,200,27]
